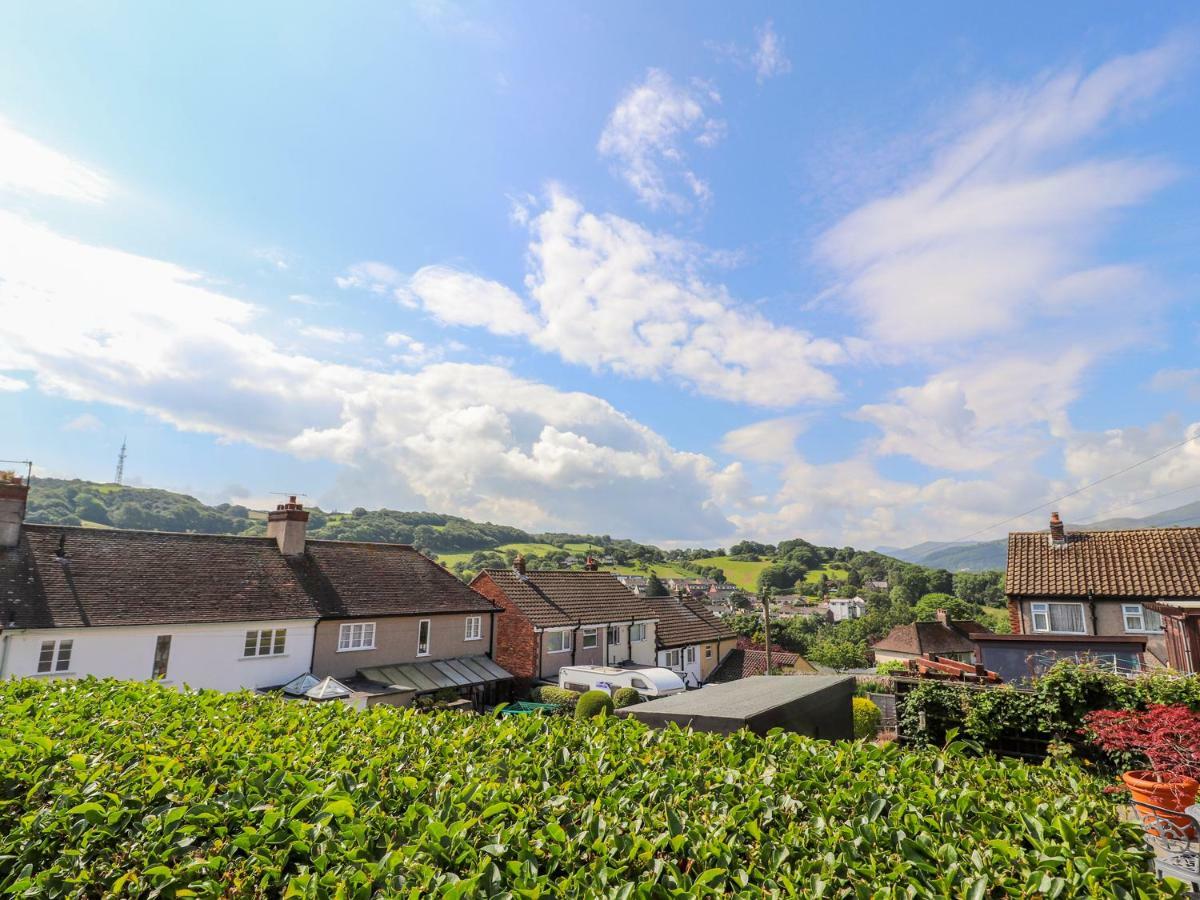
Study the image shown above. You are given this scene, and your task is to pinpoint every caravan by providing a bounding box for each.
[558,665,686,698]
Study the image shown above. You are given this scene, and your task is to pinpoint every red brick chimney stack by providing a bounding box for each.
[513,553,526,575]
[0,473,29,549]
[267,495,309,556]
[584,554,598,571]
[1048,511,1067,548]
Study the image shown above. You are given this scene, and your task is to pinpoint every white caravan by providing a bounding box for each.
[558,665,686,698]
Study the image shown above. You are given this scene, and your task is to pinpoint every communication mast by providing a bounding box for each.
[114,437,127,485]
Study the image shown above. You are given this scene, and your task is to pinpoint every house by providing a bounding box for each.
[644,593,737,686]
[1005,513,1193,670]
[0,480,509,706]
[471,559,736,687]
[871,611,992,664]
[707,647,829,681]
[614,574,649,595]
[471,560,658,684]
[828,596,867,622]
[868,580,889,592]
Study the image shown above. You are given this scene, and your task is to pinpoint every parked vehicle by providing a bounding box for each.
[558,665,686,698]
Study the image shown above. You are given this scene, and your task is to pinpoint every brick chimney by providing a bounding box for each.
[267,496,309,556]
[513,553,526,575]
[935,608,949,625]
[584,554,598,571]
[1048,511,1067,548]
[0,473,29,549]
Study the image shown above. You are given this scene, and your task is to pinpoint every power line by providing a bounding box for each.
[949,429,1200,544]
[1083,479,1200,523]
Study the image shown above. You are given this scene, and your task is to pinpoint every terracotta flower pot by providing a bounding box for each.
[1124,769,1200,836]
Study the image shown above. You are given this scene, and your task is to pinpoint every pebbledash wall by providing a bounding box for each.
[0,618,316,692]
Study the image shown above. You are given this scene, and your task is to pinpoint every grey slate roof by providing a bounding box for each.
[0,524,498,630]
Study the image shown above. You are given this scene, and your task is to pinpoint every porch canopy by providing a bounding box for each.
[358,654,513,694]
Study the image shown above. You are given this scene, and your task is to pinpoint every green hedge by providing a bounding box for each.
[612,687,641,708]
[900,660,1200,748]
[529,685,580,708]
[574,690,615,720]
[0,678,1167,896]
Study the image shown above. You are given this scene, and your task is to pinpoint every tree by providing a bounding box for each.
[645,572,669,597]
[953,571,1005,606]
[913,593,980,622]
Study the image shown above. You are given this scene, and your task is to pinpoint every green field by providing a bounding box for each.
[690,557,850,593]
[608,562,695,580]
[435,542,565,570]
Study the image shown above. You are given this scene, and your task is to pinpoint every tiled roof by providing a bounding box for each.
[0,525,497,630]
[1007,527,1200,598]
[476,569,652,628]
[645,594,735,648]
[707,648,803,682]
[295,540,498,618]
[871,620,989,656]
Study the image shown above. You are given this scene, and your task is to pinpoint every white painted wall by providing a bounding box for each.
[0,618,317,693]
[657,645,702,687]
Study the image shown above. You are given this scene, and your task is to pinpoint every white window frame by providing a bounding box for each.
[244,628,288,658]
[1030,602,1087,635]
[464,616,482,641]
[337,622,376,652]
[1123,604,1164,634]
[664,648,682,669]
[581,628,598,649]
[630,623,647,642]
[546,629,572,654]
[705,644,713,659]
[685,646,696,664]
[37,639,72,674]
[608,626,621,646]
[417,619,431,657]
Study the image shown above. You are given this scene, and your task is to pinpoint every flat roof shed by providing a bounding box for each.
[616,675,855,739]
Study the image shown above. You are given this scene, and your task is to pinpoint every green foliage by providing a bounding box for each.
[0,678,1166,896]
[953,570,1006,606]
[529,686,580,708]
[575,690,615,719]
[899,660,1200,749]
[612,687,641,709]
[806,637,868,670]
[875,660,907,676]
[645,571,669,597]
[852,697,882,739]
[913,593,981,622]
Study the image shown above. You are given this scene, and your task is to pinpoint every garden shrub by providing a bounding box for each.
[0,678,1165,896]
[852,697,881,739]
[1083,704,1200,779]
[612,687,641,708]
[492,702,509,716]
[530,686,579,708]
[575,689,615,719]
[875,660,906,676]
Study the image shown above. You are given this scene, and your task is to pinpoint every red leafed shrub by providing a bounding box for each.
[1082,704,1200,780]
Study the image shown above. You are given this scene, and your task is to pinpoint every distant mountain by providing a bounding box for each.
[879,499,1200,572]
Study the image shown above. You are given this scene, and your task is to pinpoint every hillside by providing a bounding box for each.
[882,498,1200,572]
[0,678,1158,896]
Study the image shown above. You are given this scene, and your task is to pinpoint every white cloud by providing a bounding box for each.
[1151,368,1200,400]
[597,69,724,210]
[0,116,112,203]
[384,332,450,368]
[63,413,103,432]
[752,21,792,83]
[253,247,290,271]
[347,190,844,406]
[817,38,1185,346]
[0,208,732,541]
[0,373,27,392]
[719,416,808,464]
[856,350,1092,471]
[294,323,363,344]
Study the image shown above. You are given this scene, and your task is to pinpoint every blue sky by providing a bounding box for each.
[2,2,1199,548]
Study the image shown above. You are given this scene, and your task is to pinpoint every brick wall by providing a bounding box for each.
[1007,599,1023,634]
[471,573,539,684]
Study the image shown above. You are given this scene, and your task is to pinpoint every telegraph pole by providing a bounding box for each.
[114,438,127,485]
[762,586,773,675]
